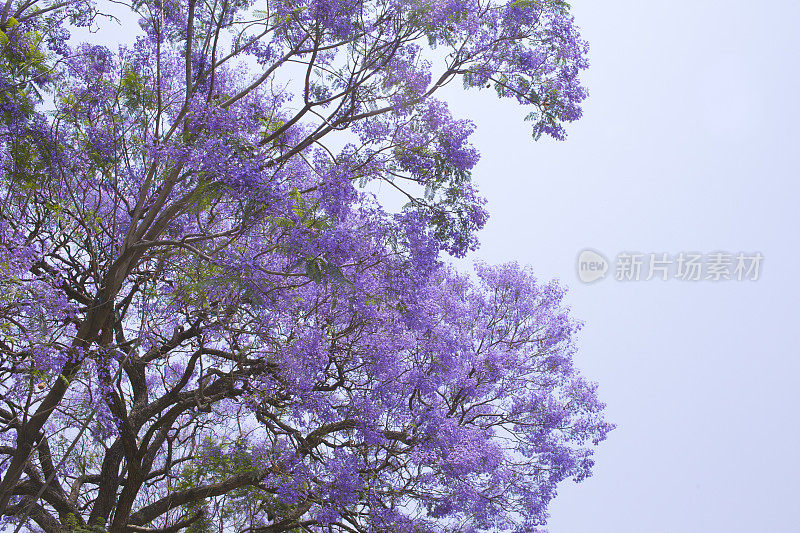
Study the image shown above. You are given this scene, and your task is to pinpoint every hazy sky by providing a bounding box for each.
[442,1,800,531]
[66,1,800,531]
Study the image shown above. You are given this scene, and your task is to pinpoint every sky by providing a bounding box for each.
[65,1,800,531]
[440,1,800,531]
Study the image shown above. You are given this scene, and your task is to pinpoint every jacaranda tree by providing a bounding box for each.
[0,0,612,530]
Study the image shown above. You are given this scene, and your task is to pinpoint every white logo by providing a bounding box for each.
[577,249,609,283]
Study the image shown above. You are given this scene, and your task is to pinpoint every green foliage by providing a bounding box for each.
[188,179,227,215]
[119,64,156,111]
[65,514,108,532]
[0,17,50,96]
[171,438,269,532]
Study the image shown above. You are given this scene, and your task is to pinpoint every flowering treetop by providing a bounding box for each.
[0,0,611,531]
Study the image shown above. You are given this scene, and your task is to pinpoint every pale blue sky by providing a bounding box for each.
[444,1,800,531]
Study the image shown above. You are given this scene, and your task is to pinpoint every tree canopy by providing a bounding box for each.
[0,0,612,531]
